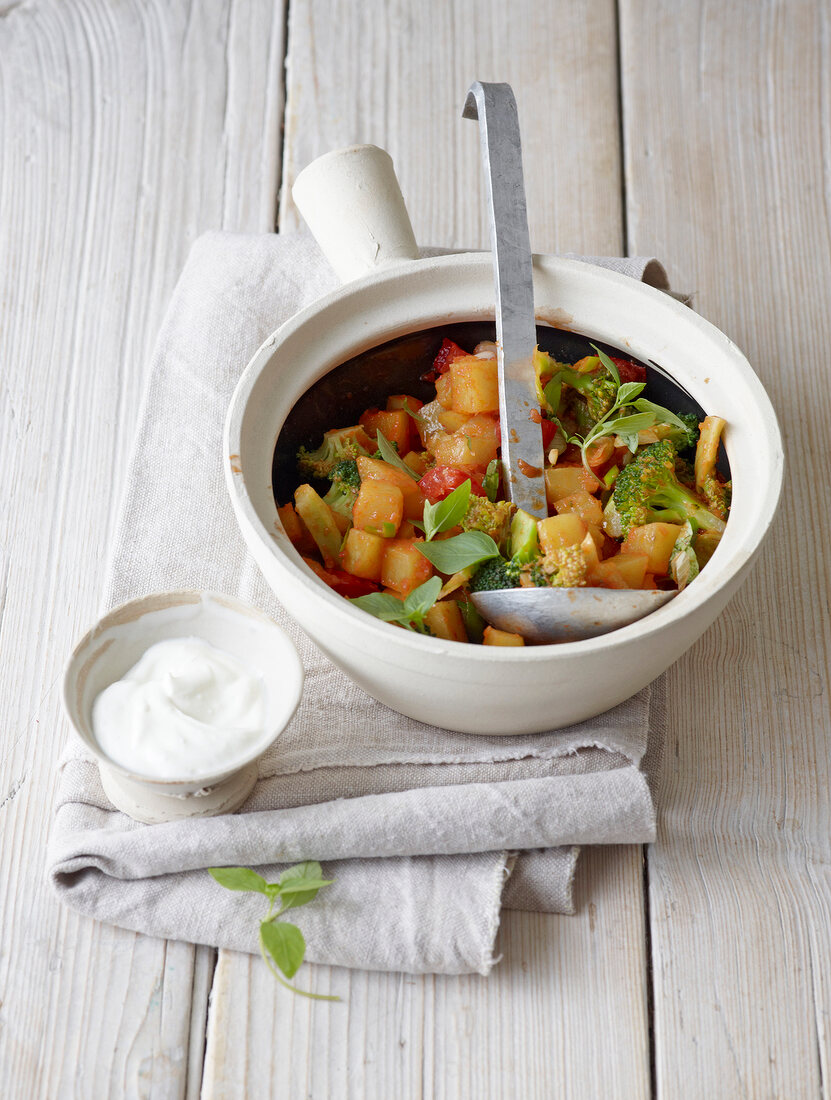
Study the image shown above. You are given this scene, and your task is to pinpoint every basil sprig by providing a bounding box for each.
[209,862,338,1001]
[350,575,442,632]
[416,531,500,574]
[423,478,471,540]
[375,430,420,481]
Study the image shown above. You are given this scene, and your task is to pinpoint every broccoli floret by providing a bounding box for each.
[668,412,700,454]
[519,547,588,588]
[535,350,617,427]
[469,556,521,593]
[613,439,727,537]
[699,474,731,521]
[460,497,515,549]
[322,458,361,520]
[297,427,371,480]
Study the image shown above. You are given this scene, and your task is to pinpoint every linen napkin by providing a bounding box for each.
[48,233,667,975]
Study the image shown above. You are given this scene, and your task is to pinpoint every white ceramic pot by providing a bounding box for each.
[225,146,783,735]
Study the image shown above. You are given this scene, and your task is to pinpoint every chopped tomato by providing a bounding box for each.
[322,569,381,598]
[540,417,557,451]
[418,465,487,503]
[611,357,647,384]
[422,338,470,382]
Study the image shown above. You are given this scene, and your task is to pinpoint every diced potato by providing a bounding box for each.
[433,430,497,467]
[449,355,500,413]
[353,479,404,537]
[544,465,601,505]
[381,538,434,594]
[386,394,423,416]
[693,529,722,569]
[294,485,343,568]
[424,601,468,642]
[397,519,419,538]
[621,522,683,576]
[417,400,448,448]
[437,408,469,432]
[356,455,426,520]
[554,490,604,527]
[330,509,350,535]
[588,560,628,589]
[538,513,587,553]
[403,451,430,477]
[580,529,601,572]
[277,502,316,553]
[606,552,650,589]
[359,408,410,454]
[339,528,386,581]
[483,625,525,647]
[435,373,454,409]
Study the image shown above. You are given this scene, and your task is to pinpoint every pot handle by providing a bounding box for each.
[291,145,420,284]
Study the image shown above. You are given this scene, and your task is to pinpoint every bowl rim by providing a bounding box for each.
[225,251,784,661]
[62,589,305,785]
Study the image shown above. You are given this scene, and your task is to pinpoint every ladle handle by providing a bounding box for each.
[463,82,547,518]
[292,145,420,284]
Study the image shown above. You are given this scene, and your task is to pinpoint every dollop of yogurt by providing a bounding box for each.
[92,637,267,779]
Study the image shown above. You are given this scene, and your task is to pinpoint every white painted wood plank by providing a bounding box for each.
[202,3,651,1097]
[621,2,831,1095]
[0,1,285,1095]
[203,847,649,1100]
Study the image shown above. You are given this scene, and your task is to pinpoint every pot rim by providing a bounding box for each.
[225,251,783,661]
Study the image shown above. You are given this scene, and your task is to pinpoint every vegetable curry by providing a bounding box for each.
[278,338,730,645]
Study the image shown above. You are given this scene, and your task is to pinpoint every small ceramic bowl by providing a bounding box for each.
[62,591,304,823]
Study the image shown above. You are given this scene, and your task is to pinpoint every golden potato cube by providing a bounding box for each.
[537,513,588,553]
[403,451,430,477]
[356,455,425,520]
[340,529,386,581]
[424,601,468,642]
[381,539,434,594]
[544,465,601,505]
[554,490,604,527]
[449,355,500,413]
[353,479,404,537]
[605,552,649,589]
[588,560,628,589]
[622,522,683,576]
[483,625,525,647]
[433,431,498,468]
[435,373,454,409]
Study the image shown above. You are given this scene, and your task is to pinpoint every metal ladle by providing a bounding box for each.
[462,81,675,644]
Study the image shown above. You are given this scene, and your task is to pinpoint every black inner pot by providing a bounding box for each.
[273,321,728,506]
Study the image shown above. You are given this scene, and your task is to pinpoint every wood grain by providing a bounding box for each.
[201,3,651,1097]
[0,1,284,1095]
[621,1,831,1095]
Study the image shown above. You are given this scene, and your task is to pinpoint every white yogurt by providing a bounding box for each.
[92,636,267,779]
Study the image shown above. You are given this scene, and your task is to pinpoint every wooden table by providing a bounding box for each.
[1,2,827,1096]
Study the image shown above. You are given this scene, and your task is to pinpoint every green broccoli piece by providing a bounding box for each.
[520,547,588,588]
[460,497,515,550]
[297,427,371,480]
[322,458,361,521]
[469,556,521,593]
[699,474,731,522]
[669,412,700,454]
[613,439,727,537]
[555,360,618,427]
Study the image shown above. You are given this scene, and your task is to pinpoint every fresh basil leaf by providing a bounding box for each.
[260,920,306,979]
[631,398,688,432]
[278,878,334,895]
[590,343,620,387]
[401,399,425,427]
[408,517,426,532]
[416,531,500,574]
[603,411,657,436]
[349,592,405,621]
[423,479,471,541]
[208,867,269,895]
[616,381,646,405]
[277,862,334,912]
[376,430,420,481]
[482,460,500,502]
[280,860,323,884]
[617,432,640,453]
[402,575,442,622]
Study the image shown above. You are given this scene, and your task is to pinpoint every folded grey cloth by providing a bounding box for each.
[48,233,666,975]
